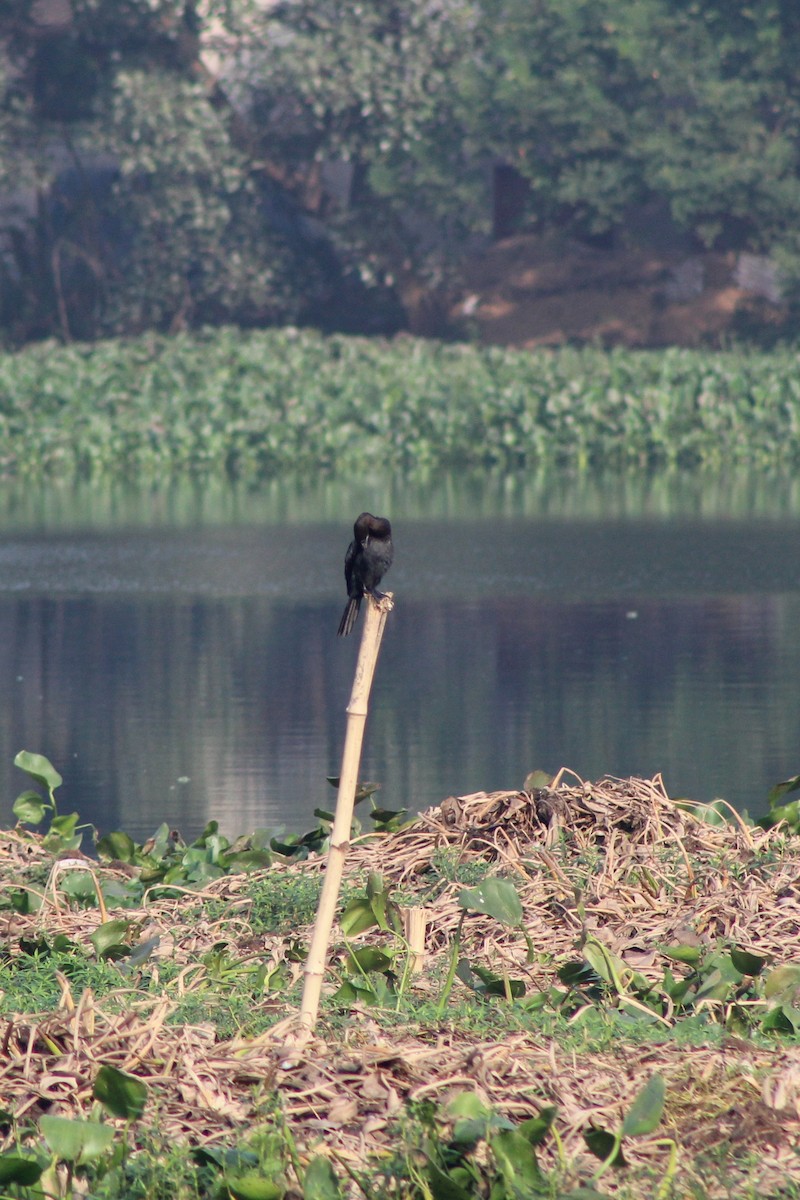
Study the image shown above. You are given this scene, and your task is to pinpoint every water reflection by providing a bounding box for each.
[0,473,799,841]
[3,465,800,529]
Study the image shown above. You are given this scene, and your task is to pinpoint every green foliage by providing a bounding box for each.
[12,749,92,853]
[584,1074,668,1182]
[458,878,523,928]
[0,1,327,342]
[250,0,800,287]
[39,1116,115,1165]
[395,1090,600,1199]
[761,772,800,830]
[0,1102,305,1200]
[2,0,800,339]
[96,816,275,891]
[3,330,800,482]
[93,1065,149,1121]
[553,934,800,1038]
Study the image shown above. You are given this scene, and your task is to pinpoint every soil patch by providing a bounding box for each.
[404,235,792,348]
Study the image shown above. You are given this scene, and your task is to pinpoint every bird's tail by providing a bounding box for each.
[337,596,361,637]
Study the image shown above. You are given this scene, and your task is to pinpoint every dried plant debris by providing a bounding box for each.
[2,773,800,1197]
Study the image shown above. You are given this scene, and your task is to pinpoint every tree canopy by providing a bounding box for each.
[1,0,799,344]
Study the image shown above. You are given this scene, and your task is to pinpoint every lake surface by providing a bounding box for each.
[0,471,799,843]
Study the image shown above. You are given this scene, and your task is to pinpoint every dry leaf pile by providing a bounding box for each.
[2,772,800,1197]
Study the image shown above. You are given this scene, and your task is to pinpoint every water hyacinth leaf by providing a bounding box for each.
[686,800,728,827]
[455,958,525,1000]
[583,1127,626,1167]
[472,963,525,998]
[366,872,397,932]
[767,773,800,807]
[447,1092,489,1121]
[224,1172,284,1200]
[369,806,410,832]
[14,750,63,793]
[49,813,80,839]
[450,1092,514,1146]
[193,1147,258,1172]
[259,961,289,992]
[271,832,326,859]
[458,878,523,927]
[558,960,603,989]
[193,820,220,845]
[729,948,766,977]
[220,847,273,871]
[332,972,394,1008]
[340,897,379,937]
[761,798,800,831]
[89,919,131,959]
[93,1065,148,1120]
[522,770,553,791]
[0,1156,44,1185]
[583,941,629,993]
[119,936,160,972]
[663,944,702,966]
[8,888,38,914]
[145,823,174,859]
[346,945,393,974]
[762,1006,798,1034]
[423,1159,472,1200]
[621,1074,665,1137]
[40,1116,114,1163]
[492,1129,544,1193]
[765,964,800,999]
[692,952,743,1001]
[331,980,363,1007]
[59,871,99,905]
[303,1155,343,1200]
[692,968,732,1003]
[13,791,50,824]
[96,830,137,863]
[518,1106,558,1146]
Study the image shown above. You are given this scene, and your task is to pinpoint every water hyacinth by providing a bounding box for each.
[1,328,800,478]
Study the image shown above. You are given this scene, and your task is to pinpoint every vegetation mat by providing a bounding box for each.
[2,774,800,1198]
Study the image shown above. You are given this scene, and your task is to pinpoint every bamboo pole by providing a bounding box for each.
[295,591,394,1034]
[402,907,428,975]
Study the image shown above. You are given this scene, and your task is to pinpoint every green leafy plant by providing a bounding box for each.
[401,1090,592,1200]
[93,1065,148,1121]
[12,750,89,853]
[330,872,427,1010]
[3,332,800,482]
[551,934,800,1038]
[760,772,800,831]
[584,1073,672,1185]
[437,877,530,1017]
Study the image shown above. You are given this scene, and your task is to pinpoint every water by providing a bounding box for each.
[0,472,799,843]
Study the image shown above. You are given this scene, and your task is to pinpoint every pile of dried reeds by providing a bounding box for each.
[2,773,800,1196]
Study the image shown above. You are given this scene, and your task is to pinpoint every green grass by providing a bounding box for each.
[2,328,800,479]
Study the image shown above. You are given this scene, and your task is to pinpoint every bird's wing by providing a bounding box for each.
[343,538,357,592]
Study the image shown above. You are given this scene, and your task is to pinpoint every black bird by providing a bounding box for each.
[337,512,394,637]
